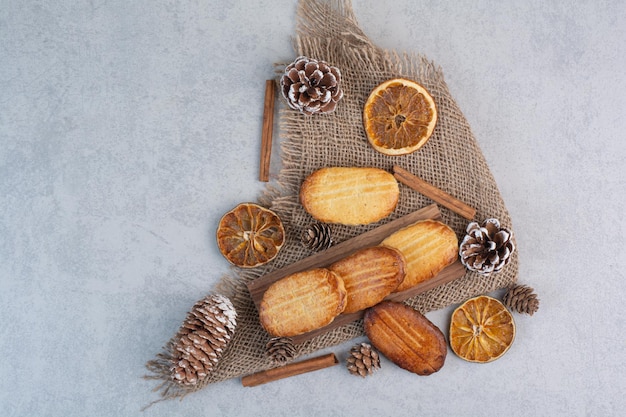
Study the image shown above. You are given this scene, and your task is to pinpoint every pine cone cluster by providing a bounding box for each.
[459,218,515,275]
[170,294,237,386]
[346,342,380,377]
[301,222,333,252]
[503,284,540,315]
[280,56,343,115]
[266,337,297,364]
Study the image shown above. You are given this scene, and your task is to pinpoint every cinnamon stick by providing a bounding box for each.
[259,79,276,182]
[241,353,338,387]
[393,165,476,220]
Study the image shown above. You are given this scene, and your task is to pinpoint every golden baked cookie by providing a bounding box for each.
[259,268,347,337]
[300,167,399,225]
[329,246,406,314]
[381,219,458,292]
[364,301,447,375]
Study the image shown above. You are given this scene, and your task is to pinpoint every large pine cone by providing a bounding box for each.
[170,294,237,386]
[459,218,515,275]
[280,56,343,115]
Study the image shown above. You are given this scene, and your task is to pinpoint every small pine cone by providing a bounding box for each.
[460,218,515,275]
[503,284,540,315]
[346,343,381,377]
[301,222,333,252]
[280,56,343,115]
[170,294,237,386]
[266,337,297,364]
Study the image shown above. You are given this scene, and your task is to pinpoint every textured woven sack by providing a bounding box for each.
[146,0,518,402]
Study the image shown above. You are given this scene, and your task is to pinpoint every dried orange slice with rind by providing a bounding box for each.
[449,295,515,363]
[363,78,437,156]
[216,203,285,268]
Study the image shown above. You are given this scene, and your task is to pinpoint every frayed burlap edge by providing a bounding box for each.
[143,0,518,406]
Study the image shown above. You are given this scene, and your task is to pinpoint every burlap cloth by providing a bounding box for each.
[145,0,518,403]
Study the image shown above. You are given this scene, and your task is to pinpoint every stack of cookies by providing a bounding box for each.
[257,165,462,375]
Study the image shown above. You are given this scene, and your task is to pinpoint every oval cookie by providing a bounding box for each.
[381,219,458,292]
[259,268,346,337]
[329,246,406,313]
[364,301,447,375]
[300,167,399,225]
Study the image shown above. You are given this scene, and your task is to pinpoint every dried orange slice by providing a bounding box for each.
[363,78,437,156]
[449,295,515,363]
[216,203,285,268]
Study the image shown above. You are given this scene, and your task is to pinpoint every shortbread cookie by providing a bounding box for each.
[381,219,458,292]
[329,246,405,313]
[259,268,346,337]
[300,167,399,225]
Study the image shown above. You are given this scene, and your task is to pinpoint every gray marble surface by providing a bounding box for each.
[2,1,625,416]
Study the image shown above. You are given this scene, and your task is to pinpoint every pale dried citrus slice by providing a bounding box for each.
[363,78,437,156]
[216,203,285,268]
[449,295,515,363]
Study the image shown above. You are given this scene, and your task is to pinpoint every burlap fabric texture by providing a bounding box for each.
[145,0,519,403]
